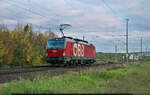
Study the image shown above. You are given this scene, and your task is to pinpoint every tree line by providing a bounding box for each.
[0,24,57,67]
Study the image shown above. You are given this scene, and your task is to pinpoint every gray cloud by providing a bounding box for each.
[0,0,149,52]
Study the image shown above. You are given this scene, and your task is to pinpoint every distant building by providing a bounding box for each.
[129,52,150,61]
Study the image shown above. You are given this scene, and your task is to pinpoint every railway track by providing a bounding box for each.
[0,63,114,73]
[0,62,140,84]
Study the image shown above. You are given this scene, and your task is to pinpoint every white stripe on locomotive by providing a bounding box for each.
[73,43,84,57]
[81,45,84,57]
[78,44,81,56]
[73,43,77,56]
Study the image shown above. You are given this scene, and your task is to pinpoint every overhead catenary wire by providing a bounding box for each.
[10,0,63,22]
[8,0,65,32]
[0,12,50,30]
[0,15,51,31]
[0,0,58,31]
[3,0,50,19]
[101,0,125,21]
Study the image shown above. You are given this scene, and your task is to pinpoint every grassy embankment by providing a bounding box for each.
[0,61,150,93]
[96,52,125,63]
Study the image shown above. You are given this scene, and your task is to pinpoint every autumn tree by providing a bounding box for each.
[0,24,57,67]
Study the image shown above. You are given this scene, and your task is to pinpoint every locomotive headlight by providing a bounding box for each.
[63,51,66,56]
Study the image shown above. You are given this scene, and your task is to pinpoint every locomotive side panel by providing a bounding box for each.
[84,44,88,57]
[65,41,71,57]
[90,46,94,57]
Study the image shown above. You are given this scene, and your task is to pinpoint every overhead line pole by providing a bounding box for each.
[141,37,143,58]
[146,47,148,56]
[126,19,129,63]
[83,36,85,40]
[115,44,117,63]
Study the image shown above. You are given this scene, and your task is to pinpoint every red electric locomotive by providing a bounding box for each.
[46,36,96,66]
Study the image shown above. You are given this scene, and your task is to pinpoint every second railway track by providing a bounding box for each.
[0,62,140,84]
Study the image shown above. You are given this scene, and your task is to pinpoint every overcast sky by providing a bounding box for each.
[0,0,150,53]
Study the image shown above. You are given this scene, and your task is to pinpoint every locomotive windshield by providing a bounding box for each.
[46,38,65,49]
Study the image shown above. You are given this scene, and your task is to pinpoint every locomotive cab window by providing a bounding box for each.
[46,38,65,49]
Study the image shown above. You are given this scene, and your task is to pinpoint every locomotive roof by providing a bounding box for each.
[63,36,88,43]
[63,36,90,45]
[48,36,94,46]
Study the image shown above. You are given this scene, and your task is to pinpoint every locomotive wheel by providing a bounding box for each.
[64,63,69,67]
[50,64,56,67]
[72,61,78,67]
[86,63,91,66]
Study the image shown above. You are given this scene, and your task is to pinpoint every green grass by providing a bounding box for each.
[0,61,150,94]
[96,52,125,63]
